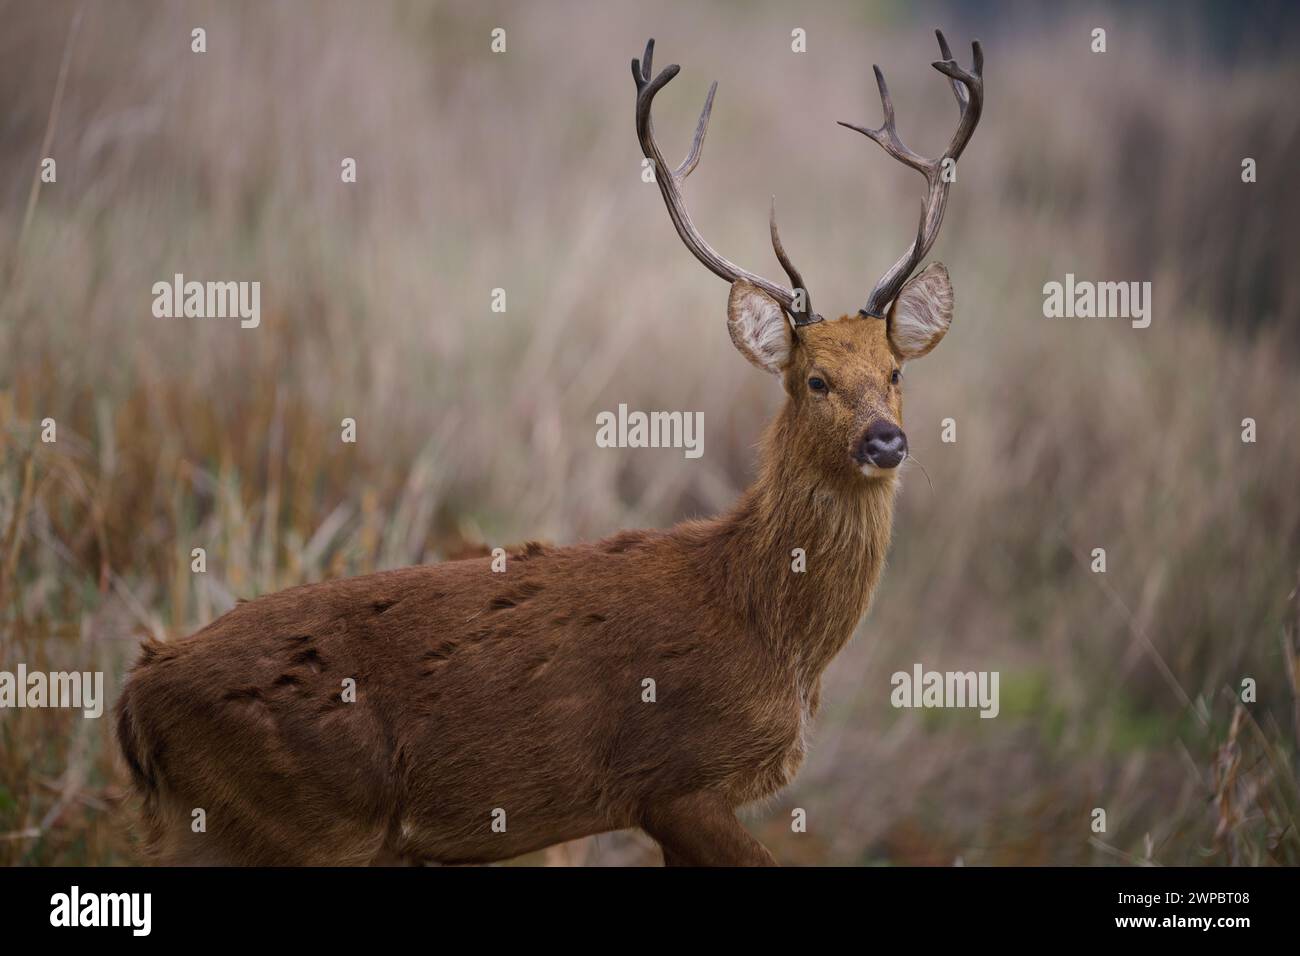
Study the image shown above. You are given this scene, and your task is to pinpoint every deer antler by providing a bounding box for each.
[839,30,984,319]
[632,39,822,326]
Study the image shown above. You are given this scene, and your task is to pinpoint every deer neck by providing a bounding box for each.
[706,407,898,683]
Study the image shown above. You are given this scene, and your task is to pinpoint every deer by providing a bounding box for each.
[115,31,983,866]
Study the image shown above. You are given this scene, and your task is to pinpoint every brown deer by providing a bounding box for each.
[116,32,983,866]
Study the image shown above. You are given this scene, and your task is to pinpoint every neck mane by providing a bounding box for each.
[692,404,898,684]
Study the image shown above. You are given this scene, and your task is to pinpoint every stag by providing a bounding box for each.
[117,31,984,865]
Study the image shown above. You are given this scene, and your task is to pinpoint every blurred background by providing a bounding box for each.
[2,0,1299,866]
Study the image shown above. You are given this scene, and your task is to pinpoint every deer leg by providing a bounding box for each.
[643,792,777,866]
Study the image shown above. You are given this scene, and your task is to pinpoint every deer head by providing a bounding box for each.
[632,33,983,482]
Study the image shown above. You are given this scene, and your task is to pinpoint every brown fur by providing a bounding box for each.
[117,305,944,866]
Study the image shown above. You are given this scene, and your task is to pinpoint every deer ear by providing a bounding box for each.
[727,280,792,374]
[887,262,953,360]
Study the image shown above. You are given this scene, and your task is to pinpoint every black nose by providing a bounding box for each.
[859,422,907,469]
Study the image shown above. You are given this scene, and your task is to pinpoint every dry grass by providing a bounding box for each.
[1,0,1298,865]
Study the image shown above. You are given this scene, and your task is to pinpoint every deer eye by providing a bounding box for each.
[808,376,828,394]
[890,369,901,385]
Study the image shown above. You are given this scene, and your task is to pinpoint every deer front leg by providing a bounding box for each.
[643,792,777,866]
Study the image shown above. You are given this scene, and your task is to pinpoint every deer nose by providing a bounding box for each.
[860,422,907,469]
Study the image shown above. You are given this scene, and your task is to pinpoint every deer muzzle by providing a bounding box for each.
[856,421,907,471]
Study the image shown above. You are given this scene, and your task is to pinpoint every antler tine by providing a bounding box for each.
[631,37,657,88]
[632,38,821,326]
[934,29,967,112]
[932,39,984,161]
[841,31,984,318]
[675,81,716,179]
[835,65,931,176]
[769,197,812,322]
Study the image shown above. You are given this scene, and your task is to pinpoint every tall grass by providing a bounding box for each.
[1,0,1298,865]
